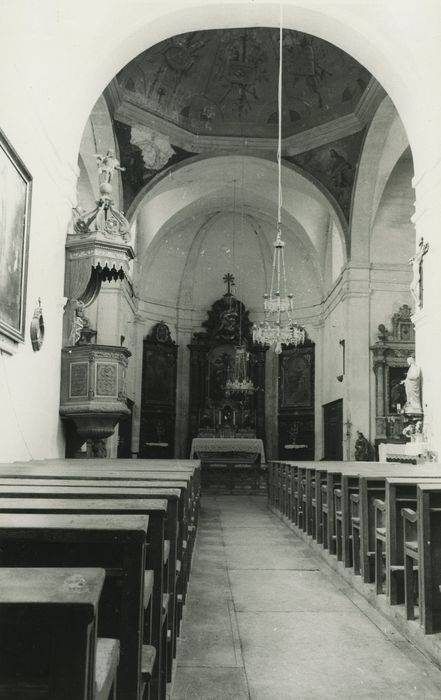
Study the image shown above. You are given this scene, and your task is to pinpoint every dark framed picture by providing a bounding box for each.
[279,347,314,409]
[0,129,32,343]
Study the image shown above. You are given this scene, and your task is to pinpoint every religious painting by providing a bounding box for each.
[0,130,32,343]
[279,347,314,409]
[142,349,176,405]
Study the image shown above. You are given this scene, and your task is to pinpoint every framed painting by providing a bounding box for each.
[0,129,32,343]
[279,345,314,410]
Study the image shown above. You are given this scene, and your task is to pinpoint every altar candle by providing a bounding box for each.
[219,410,222,424]
[233,411,236,425]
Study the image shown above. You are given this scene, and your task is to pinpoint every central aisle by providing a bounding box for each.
[172,496,441,699]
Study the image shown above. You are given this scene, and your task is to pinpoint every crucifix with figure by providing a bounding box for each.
[409,237,429,309]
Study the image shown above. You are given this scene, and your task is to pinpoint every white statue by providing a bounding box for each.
[95,149,125,184]
[401,356,423,414]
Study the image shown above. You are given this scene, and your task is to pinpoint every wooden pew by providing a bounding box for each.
[408,484,441,633]
[0,567,118,700]
[362,474,441,605]
[3,464,199,560]
[0,513,149,700]
[0,471,195,608]
[338,465,439,575]
[0,498,168,700]
[0,483,182,678]
[0,459,202,695]
[52,460,201,525]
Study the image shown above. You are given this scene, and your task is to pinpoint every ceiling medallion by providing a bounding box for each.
[252,19,305,355]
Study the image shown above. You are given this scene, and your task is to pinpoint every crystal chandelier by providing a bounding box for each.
[225,344,255,397]
[252,18,305,355]
[225,179,256,397]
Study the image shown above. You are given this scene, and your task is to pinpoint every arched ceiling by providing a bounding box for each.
[104,28,383,222]
[132,155,346,272]
[132,155,345,317]
[115,28,371,140]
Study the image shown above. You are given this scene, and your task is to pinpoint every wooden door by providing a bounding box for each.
[323,399,343,460]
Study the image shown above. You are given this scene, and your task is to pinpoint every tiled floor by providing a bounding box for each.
[171,495,441,699]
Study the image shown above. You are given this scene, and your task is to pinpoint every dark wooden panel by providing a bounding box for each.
[140,322,178,458]
[323,399,343,460]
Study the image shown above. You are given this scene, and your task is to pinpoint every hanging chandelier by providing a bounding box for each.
[225,344,255,397]
[225,179,255,397]
[252,18,305,355]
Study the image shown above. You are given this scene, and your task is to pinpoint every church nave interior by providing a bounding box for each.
[2,4,441,699]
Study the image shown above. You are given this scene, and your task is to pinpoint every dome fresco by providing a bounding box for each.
[116,28,372,139]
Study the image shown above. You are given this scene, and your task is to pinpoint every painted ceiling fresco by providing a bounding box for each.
[286,130,366,220]
[116,28,371,139]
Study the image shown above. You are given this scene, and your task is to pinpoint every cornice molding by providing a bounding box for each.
[109,78,385,157]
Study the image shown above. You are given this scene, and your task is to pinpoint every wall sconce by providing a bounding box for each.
[337,339,345,382]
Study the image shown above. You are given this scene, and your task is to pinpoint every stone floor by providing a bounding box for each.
[171,495,441,699]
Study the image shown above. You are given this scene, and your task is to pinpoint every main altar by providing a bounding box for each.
[187,275,267,491]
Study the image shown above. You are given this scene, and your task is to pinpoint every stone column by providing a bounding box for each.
[344,265,371,459]
[174,328,192,458]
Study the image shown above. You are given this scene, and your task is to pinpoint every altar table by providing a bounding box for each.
[189,438,266,492]
[190,437,266,463]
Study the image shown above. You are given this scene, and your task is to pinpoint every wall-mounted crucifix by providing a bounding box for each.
[409,237,429,309]
[223,272,236,296]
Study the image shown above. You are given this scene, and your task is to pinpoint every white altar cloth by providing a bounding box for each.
[190,437,265,463]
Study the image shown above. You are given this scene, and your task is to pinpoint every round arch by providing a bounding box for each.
[71,2,422,175]
[130,154,347,277]
[351,95,412,263]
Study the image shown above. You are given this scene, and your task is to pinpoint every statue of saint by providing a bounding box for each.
[354,431,372,461]
[401,356,423,415]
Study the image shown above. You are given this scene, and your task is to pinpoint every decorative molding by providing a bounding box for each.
[112,78,384,158]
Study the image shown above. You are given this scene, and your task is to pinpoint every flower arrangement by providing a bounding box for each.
[402,420,423,440]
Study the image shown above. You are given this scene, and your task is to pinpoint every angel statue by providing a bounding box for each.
[95,149,125,184]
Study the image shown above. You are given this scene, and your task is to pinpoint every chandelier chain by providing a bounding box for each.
[252,6,306,354]
[277,9,283,229]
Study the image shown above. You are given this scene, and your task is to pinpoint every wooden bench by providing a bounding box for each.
[369,475,441,604]
[413,484,441,633]
[0,471,194,609]
[3,464,199,564]
[0,566,118,700]
[0,483,182,681]
[0,498,168,700]
[0,513,150,700]
[0,462,199,616]
[57,459,201,528]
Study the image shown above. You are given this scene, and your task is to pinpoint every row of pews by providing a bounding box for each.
[0,458,201,700]
[268,460,441,639]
